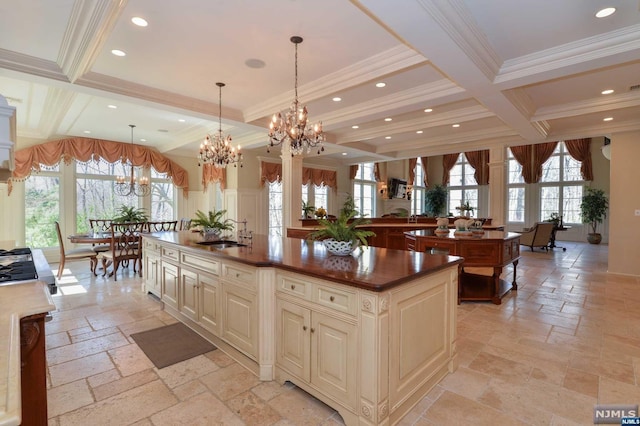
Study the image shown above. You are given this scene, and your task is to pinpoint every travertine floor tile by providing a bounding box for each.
[108,343,155,377]
[226,390,283,425]
[92,368,158,401]
[150,392,243,425]
[47,331,129,365]
[49,351,115,387]
[424,390,528,425]
[200,362,261,401]
[47,380,95,418]
[155,353,219,389]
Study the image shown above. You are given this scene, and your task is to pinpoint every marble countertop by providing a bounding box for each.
[149,232,463,292]
[0,281,55,426]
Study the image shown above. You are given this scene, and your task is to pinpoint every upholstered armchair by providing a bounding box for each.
[518,222,555,251]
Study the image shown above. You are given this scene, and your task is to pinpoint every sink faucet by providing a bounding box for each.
[229,218,253,247]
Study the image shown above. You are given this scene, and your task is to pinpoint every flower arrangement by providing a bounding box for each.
[315,206,327,219]
[455,201,474,217]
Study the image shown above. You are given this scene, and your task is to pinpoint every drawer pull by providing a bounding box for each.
[236,273,240,278]
[310,328,315,333]
[329,296,335,302]
[291,284,296,290]
[302,325,307,331]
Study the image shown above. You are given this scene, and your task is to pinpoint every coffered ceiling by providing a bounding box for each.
[1,0,639,164]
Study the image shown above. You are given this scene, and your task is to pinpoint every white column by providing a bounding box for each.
[281,143,303,229]
[488,146,506,225]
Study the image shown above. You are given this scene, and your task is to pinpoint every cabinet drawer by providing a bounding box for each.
[181,252,220,275]
[161,246,180,262]
[222,262,256,288]
[144,239,160,253]
[313,284,357,316]
[277,275,312,300]
[427,240,456,253]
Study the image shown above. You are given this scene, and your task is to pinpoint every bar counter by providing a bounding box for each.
[152,231,463,291]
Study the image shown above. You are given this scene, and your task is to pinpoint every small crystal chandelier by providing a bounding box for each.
[114,124,150,197]
[268,36,325,156]
[198,82,242,168]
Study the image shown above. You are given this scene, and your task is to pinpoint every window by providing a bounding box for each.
[302,183,328,213]
[25,167,60,248]
[447,154,478,216]
[539,142,583,223]
[507,149,525,223]
[150,168,175,221]
[268,181,283,237]
[76,160,140,234]
[411,158,426,216]
[353,163,376,217]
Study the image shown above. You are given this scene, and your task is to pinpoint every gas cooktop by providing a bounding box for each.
[0,248,57,294]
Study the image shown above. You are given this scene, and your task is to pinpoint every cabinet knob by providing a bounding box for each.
[310,328,315,333]
[291,284,295,290]
[302,325,307,331]
[236,273,240,278]
[329,296,335,302]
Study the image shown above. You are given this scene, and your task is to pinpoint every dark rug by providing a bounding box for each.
[130,322,216,369]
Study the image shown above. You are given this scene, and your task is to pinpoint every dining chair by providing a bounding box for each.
[54,221,97,279]
[145,221,178,232]
[99,222,145,281]
[179,218,192,231]
[88,219,113,253]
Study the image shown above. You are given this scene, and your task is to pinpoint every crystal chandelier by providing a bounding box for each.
[114,124,150,197]
[198,82,242,168]
[268,36,325,156]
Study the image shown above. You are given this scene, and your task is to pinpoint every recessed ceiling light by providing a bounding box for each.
[424,108,433,113]
[351,125,359,129]
[107,104,117,109]
[416,130,423,134]
[131,17,148,27]
[111,49,126,57]
[83,130,91,134]
[375,82,386,88]
[385,136,392,139]
[158,129,169,133]
[341,152,348,156]
[245,58,266,69]
[140,138,147,142]
[601,89,614,95]
[178,119,185,122]
[384,118,392,122]
[603,117,613,121]
[332,97,342,102]
[595,7,616,18]
[452,124,460,128]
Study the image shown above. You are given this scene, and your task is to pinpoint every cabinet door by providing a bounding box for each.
[311,312,357,409]
[221,282,258,358]
[161,261,179,310]
[144,254,160,297]
[276,298,310,381]
[180,269,198,321]
[199,273,220,335]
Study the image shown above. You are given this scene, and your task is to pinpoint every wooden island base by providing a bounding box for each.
[460,269,518,305]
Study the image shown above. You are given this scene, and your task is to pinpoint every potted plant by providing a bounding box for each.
[580,187,608,244]
[191,209,234,241]
[302,200,315,219]
[308,210,376,256]
[544,212,561,229]
[424,184,448,217]
[112,206,148,223]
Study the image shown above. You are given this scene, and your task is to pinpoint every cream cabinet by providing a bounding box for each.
[160,261,179,310]
[179,268,198,321]
[199,272,221,335]
[143,239,161,297]
[220,261,258,359]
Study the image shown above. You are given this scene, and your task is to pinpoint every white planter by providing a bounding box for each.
[323,239,356,256]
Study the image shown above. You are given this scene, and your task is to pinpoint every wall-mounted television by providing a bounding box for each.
[388,178,407,199]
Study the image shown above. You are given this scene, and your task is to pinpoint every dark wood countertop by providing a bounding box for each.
[147,231,463,292]
[405,229,520,240]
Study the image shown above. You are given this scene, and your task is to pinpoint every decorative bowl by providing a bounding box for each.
[323,239,357,256]
[202,228,222,242]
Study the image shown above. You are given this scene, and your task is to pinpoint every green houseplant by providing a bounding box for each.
[307,210,376,255]
[302,200,315,219]
[424,184,448,217]
[191,209,234,240]
[112,206,148,223]
[580,187,608,244]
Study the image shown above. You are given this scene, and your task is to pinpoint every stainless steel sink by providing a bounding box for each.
[196,240,247,248]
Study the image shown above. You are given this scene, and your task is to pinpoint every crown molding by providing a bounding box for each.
[495,24,640,89]
[548,119,640,142]
[58,0,127,83]
[533,91,640,122]
[39,87,77,137]
[0,49,67,82]
[243,44,426,122]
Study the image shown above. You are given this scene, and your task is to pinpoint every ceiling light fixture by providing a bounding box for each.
[452,124,460,128]
[111,49,126,57]
[199,82,242,168]
[424,108,433,113]
[351,125,359,129]
[384,118,392,122]
[595,7,616,18]
[601,89,614,95]
[115,125,150,197]
[332,97,342,102]
[603,117,613,121]
[268,36,324,156]
[107,105,117,109]
[131,17,148,27]
[376,82,386,88]
[385,136,391,139]
[416,130,423,134]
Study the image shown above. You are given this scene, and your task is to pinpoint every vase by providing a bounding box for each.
[323,239,356,256]
[203,228,222,242]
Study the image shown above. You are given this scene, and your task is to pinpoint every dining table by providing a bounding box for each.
[68,232,112,245]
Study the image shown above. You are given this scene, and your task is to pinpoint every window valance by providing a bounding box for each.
[202,163,226,191]
[260,161,337,190]
[10,137,189,196]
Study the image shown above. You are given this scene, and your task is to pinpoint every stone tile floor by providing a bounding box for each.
[45,241,639,425]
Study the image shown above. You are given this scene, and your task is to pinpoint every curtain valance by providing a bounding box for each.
[260,161,337,190]
[202,164,226,191]
[10,137,189,195]
[511,142,558,183]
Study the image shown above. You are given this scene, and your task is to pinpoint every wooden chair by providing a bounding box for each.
[100,222,145,281]
[518,222,555,251]
[88,219,113,253]
[145,221,178,232]
[54,221,97,279]
[179,218,192,231]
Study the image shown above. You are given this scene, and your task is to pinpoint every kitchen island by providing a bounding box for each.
[142,231,462,425]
